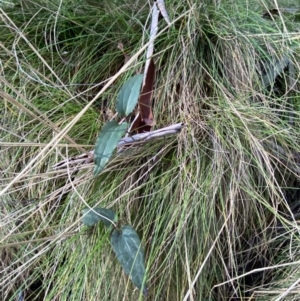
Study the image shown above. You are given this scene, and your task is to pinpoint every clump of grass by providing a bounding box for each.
[1,0,300,300]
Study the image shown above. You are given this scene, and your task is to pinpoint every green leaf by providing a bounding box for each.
[111,226,147,295]
[116,74,144,116]
[82,207,117,227]
[94,121,128,176]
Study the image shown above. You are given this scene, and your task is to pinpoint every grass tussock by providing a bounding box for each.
[1,0,300,300]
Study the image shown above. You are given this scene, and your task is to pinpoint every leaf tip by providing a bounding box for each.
[93,165,103,177]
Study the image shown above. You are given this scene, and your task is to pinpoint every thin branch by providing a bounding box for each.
[52,123,185,169]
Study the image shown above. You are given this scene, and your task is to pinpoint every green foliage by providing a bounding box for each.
[81,208,147,295]
[90,71,148,294]
[1,0,300,301]
[116,74,144,117]
[94,121,128,176]
[111,226,147,295]
[94,72,144,177]
[94,72,143,174]
[82,207,118,227]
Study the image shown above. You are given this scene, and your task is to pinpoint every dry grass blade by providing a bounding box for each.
[144,2,159,78]
[156,0,171,25]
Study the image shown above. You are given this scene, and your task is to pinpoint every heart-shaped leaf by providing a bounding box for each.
[116,74,144,117]
[82,207,117,227]
[94,121,128,176]
[111,226,147,295]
